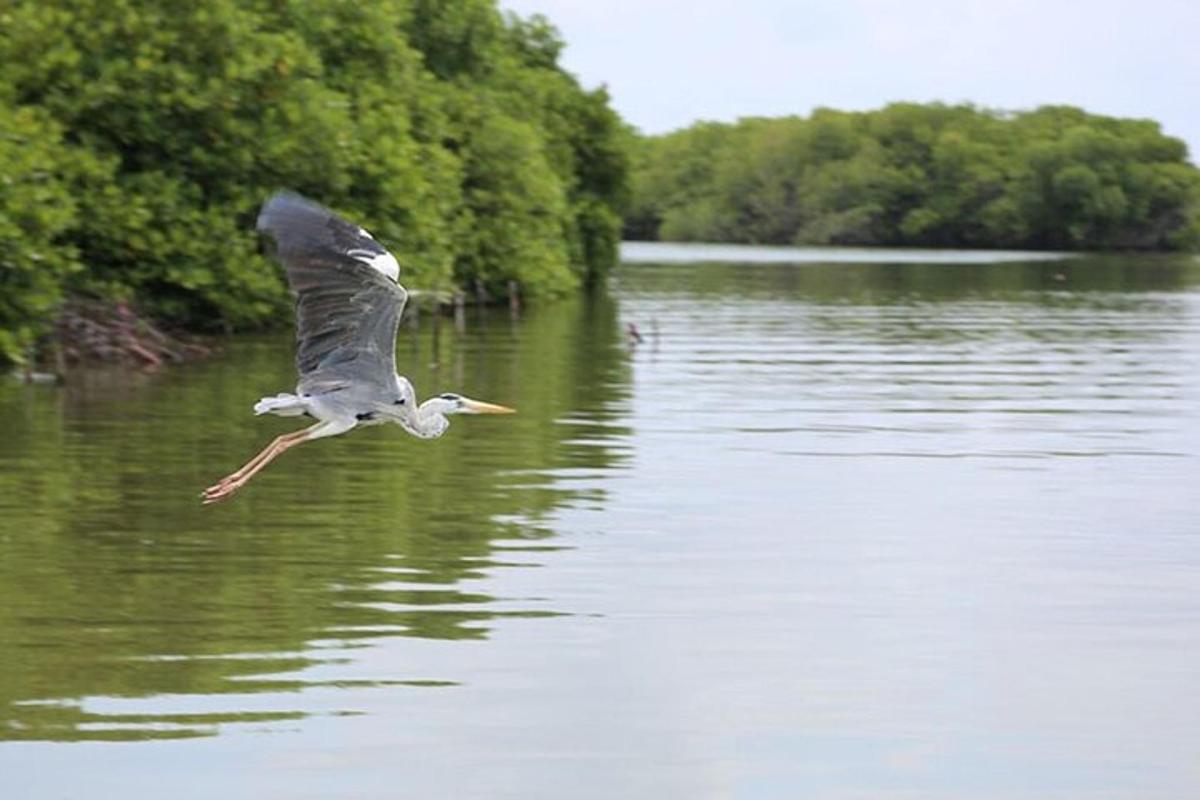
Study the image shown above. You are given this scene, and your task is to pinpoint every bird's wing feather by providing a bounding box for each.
[256,192,407,392]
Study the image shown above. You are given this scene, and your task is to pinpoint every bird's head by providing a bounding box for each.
[382,382,515,439]
[424,393,516,417]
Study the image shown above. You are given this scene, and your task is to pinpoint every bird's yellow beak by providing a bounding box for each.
[462,399,516,415]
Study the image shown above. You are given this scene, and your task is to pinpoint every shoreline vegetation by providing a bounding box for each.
[624,104,1200,254]
[4,7,1199,376]
[0,0,628,368]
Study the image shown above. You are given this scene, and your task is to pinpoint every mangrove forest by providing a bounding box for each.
[625,103,1200,253]
[4,1,1200,370]
[0,0,628,364]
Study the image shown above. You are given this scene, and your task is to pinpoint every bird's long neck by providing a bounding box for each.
[389,377,450,439]
[403,398,449,439]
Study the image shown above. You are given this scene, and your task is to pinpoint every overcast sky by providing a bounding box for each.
[500,0,1199,162]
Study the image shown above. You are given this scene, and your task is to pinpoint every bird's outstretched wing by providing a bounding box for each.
[256,192,408,392]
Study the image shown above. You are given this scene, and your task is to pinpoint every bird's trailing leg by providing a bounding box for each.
[207,427,306,489]
[210,427,308,489]
[201,422,327,504]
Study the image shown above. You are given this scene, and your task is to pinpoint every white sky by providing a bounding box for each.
[500,0,1200,162]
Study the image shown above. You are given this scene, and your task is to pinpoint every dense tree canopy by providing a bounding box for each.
[0,0,628,363]
[626,103,1200,253]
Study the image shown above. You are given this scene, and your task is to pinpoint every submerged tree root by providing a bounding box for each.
[39,299,213,377]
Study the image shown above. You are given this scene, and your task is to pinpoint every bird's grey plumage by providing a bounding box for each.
[201,192,514,505]
[256,191,406,394]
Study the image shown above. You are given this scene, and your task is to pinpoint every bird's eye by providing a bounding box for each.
[393,398,405,405]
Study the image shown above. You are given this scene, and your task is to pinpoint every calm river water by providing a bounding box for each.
[3,243,1199,798]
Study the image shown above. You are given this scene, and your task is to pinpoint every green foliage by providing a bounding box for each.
[454,107,572,293]
[0,0,628,360]
[0,101,105,363]
[628,103,1200,252]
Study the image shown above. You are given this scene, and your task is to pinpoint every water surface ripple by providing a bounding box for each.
[2,246,1199,799]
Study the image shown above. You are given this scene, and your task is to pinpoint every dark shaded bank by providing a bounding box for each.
[20,282,548,381]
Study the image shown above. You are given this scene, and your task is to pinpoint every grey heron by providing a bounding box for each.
[202,192,514,504]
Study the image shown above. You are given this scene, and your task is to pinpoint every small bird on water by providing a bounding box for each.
[202,192,515,504]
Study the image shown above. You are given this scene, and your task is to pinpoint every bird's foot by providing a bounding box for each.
[201,478,242,504]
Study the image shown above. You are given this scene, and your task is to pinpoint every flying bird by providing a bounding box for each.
[202,192,514,504]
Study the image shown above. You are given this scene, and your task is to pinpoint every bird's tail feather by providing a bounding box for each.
[254,393,307,416]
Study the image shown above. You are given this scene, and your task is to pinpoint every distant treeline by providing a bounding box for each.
[0,0,628,363]
[625,104,1200,253]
